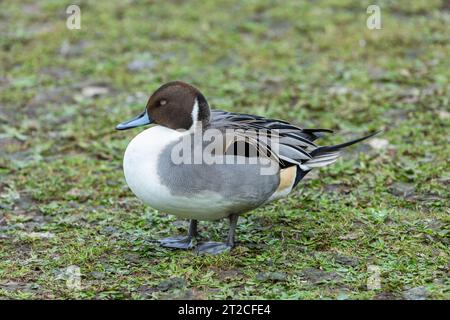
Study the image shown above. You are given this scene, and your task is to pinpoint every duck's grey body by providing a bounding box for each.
[158,140,280,216]
[124,125,281,221]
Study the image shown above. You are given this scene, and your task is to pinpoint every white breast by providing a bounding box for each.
[123,126,230,220]
[123,126,179,210]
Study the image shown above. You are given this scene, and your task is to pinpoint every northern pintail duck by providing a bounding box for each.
[116,81,377,254]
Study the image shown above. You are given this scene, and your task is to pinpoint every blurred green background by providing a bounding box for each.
[0,0,448,299]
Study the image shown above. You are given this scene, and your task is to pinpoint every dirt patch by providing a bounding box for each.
[402,286,429,300]
[373,291,399,300]
[157,277,186,291]
[299,268,342,285]
[332,254,360,267]
[389,182,415,198]
[256,272,288,282]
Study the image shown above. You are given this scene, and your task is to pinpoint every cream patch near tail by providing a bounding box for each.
[267,165,297,202]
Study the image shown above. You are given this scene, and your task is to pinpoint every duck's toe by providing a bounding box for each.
[196,242,232,255]
[159,236,195,249]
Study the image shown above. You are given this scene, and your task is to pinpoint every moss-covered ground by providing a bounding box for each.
[0,0,448,299]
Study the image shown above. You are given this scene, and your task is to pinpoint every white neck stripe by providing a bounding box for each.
[189,98,200,132]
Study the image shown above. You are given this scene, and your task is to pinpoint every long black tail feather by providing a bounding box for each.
[311,131,381,157]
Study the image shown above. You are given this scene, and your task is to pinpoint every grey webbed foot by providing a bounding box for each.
[158,219,198,250]
[159,236,195,249]
[195,214,239,255]
[196,242,231,255]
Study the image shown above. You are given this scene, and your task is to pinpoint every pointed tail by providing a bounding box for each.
[303,131,380,169]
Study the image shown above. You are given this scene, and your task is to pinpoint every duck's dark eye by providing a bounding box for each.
[160,99,167,106]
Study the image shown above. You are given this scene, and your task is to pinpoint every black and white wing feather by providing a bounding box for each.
[209,109,378,172]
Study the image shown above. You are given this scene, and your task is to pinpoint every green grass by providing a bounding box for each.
[0,0,449,299]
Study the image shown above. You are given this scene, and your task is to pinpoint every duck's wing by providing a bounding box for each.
[209,110,330,169]
[209,109,378,185]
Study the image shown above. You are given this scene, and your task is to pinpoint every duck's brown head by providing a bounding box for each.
[116,81,210,131]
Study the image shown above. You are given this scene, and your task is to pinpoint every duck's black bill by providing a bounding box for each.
[116,111,153,130]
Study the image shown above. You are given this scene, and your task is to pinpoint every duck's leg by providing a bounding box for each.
[159,219,197,249]
[196,214,239,255]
